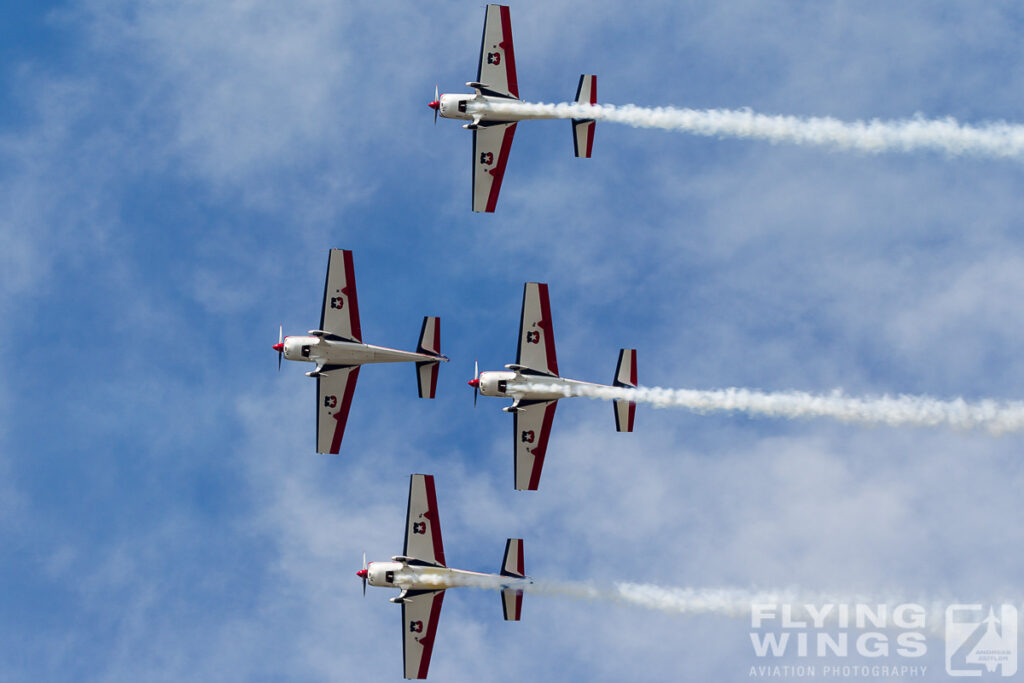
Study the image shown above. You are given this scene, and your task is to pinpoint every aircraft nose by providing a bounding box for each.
[428,100,440,110]
[467,378,480,388]
[272,342,284,352]
[356,569,368,579]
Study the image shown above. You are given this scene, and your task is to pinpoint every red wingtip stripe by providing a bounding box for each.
[536,283,559,376]
[499,5,518,98]
[415,591,446,679]
[485,123,517,212]
[342,250,362,343]
[329,367,360,453]
[527,401,558,490]
[423,475,446,567]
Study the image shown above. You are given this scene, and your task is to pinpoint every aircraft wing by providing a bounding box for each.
[514,399,558,490]
[402,589,446,679]
[515,282,559,376]
[477,4,518,99]
[472,122,517,213]
[319,249,362,342]
[404,474,446,567]
[316,366,360,454]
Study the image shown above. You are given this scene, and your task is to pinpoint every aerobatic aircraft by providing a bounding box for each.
[428,4,597,212]
[468,282,638,490]
[273,249,447,454]
[358,473,529,679]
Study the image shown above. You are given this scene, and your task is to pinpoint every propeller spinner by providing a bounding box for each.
[428,84,440,125]
[357,552,368,596]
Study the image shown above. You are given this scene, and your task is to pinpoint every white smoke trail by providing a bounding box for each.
[516,383,1024,434]
[401,572,966,639]
[469,100,1024,160]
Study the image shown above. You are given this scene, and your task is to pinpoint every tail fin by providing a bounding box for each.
[500,538,525,621]
[415,316,443,399]
[571,74,596,158]
[613,348,637,432]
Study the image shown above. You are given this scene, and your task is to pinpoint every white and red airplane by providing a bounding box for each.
[428,4,597,212]
[468,282,638,490]
[358,474,529,679]
[273,249,448,454]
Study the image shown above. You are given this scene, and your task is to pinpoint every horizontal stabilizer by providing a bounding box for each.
[416,316,442,357]
[571,74,597,158]
[613,348,637,432]
[614,348,637,388]
[501,586,523,621]
[416,361,440,399]
[500,539,525,621]
[500,538,525,577]
[415,317,443,399]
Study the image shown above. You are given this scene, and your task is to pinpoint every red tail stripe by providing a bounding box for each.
[427,363,438,398]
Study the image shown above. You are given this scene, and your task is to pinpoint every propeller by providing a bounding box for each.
[469,359,479,407]
[276,325,283,370]
[360,552,368,596]
[432,84,439,125]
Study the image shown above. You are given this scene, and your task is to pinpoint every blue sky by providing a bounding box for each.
[4,1,1024,681]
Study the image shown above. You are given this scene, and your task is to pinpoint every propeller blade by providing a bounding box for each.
[434,84,439,125]
[362,552,367,596]
[277,325,283,371]
[473,359,479,407]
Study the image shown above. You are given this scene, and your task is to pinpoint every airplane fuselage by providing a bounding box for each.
[282,335,440,371]
[477,369,605,402]
[437,92,559,125]
[366,560,528,595]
